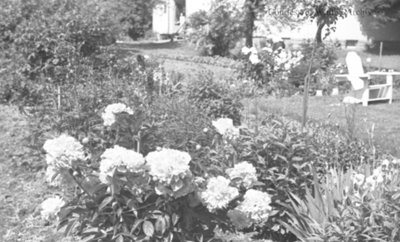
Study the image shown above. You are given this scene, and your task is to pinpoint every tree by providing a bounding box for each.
[305,0,350,43]
[243,0,261,47]
[243,0,351,44]
[186,1,245,56]
[354,0,400,41]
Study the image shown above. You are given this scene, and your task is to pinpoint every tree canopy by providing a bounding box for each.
[354,0,400,41]
[243,0,352,44]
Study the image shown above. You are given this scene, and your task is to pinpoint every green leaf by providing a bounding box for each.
[155,217,166,235]
[116,235,124,242]
[172,213,179,226]
[99,196,113,211]
[142,221,154,237]
[130,219,144,234]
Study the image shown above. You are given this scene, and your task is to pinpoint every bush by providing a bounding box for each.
[237,45,304,96]
[288,40,338,90]
[0,0,120,106]
[187,72,243,125]
[186,1,245,57]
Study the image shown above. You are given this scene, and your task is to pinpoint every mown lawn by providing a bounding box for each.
[242,89,400,156]
[0,105,77,241]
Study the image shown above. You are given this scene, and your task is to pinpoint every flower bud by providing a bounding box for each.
[82,137,89,144]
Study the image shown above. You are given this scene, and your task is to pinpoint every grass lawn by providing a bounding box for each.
[0,105,76,242]
[242,89,400,156]
[336,48,400,71]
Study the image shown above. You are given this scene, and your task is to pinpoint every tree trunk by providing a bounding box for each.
[244,0,256,47]
[315,21,326,44]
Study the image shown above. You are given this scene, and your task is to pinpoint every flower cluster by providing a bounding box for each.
[351,171,365,187]
[242,46,260,65]
[201,176,239,211]
[273,50,303,72]
[212,118,240,140]
[40,196,65,221]
[226,161,257,188]
[43,134,86,185]
[101,103,134,126]
[99,145,146,183]
[146,148,191,183]
[43,134,85,167]
[354,159,400,191]
[364,166,385,191]
[235,189,272,224]
[243,44,303,74]
[146,148,193,197]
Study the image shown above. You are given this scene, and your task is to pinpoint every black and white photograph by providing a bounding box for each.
[1,0,400,241]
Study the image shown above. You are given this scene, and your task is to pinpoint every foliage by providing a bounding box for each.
[187,72,243,125]
[288,40,338,91]
[355,0,400,42]
[186,1,245,56]
[116,0,160,40]
[263,0,351,43]
[0,0,121,107]
[238,45,304,96]
[152,53,244,69]
[281,159,400,242]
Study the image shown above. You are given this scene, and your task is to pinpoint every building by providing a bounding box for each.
[152,0,212,36]
[152,0,369,45]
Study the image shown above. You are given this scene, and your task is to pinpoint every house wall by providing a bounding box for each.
[152,0,177,35]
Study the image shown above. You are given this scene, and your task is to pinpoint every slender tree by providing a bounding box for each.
[243,0,260,47]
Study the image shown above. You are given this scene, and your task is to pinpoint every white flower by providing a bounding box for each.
[99,146,145,183]
[249,47,258,54]
[249,53,260,65]
[226,162,257,188]
[236,189,272,223]
[392,159,400,165]
[241,46,251,55]
[43,134,85,167]
[201,176,239,211]
[40,196,65,220]
[101,103,133,126]
[381,159,390,168]
[364,166,384,191]
[145,148,191,184]
[212,118,240,139]
[352,172,365,187]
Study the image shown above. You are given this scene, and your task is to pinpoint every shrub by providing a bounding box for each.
[0,0,120,107]
[288,40,338,90]
[186,1,245,56]
[237,45,304,96]
[187,72,243,125]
